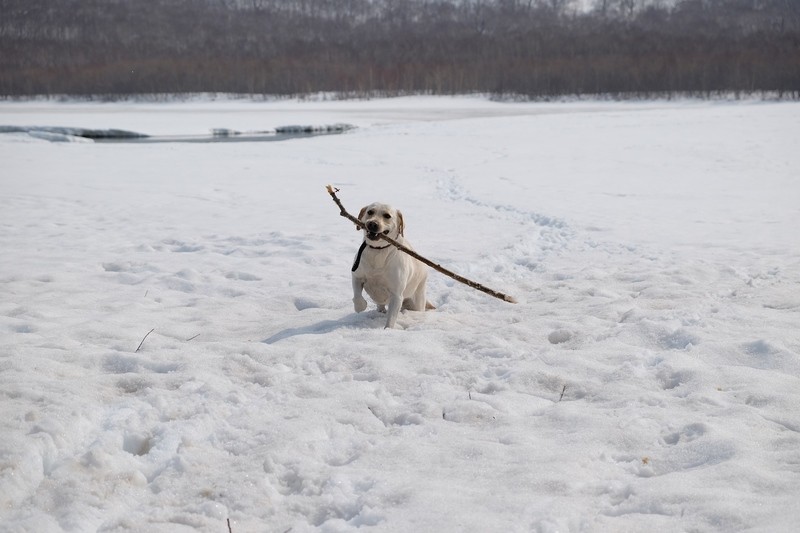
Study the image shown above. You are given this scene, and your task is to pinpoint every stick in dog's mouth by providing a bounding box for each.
[367,230,389,241]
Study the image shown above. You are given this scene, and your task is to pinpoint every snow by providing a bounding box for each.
[1,96,799,532]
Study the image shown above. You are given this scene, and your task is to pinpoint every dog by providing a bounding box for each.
[351,202,432,329]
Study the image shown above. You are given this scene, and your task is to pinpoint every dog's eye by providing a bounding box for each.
[367,210,374,216]
[383,213,391,219]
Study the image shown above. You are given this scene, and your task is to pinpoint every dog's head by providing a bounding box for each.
[357,202,404,243]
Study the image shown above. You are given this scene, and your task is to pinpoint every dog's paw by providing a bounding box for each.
[353,296,368,313]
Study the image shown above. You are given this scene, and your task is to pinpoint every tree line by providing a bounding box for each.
[1,0,798,99]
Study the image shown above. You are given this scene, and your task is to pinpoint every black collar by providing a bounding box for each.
[352,240,390,271]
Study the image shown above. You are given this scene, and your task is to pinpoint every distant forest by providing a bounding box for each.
[1,0,799,99]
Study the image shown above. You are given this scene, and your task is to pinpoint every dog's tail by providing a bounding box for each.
[426,301,436,311]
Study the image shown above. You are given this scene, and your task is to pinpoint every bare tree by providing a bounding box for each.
[0,0,797,98]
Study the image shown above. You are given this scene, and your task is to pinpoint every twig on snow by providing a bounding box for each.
[558,384,567,402]
[227,518,233,533]
[186,333,201,341]
[326,185,517,304]
[135,328,155,353]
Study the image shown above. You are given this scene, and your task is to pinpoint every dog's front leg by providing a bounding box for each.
[352,276,368,313]
[384,293,403,329]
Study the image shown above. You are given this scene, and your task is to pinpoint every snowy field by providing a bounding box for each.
[1,96,799,532]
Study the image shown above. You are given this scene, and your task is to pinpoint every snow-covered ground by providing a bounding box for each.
[1,96,799,532]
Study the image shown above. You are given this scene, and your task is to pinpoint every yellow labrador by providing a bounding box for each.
[351,202,432,329]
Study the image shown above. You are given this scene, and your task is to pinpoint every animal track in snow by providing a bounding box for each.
[548,329,573,344]
[655,366,697,391]
[224,271,261,281]
[436,176,568,230]
[162,239,205,253]
[431,176,577,294]
[661,423,708,446]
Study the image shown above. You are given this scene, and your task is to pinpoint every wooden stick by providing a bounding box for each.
[326,185,517,304]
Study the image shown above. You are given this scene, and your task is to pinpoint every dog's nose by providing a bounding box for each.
[367,221,379,232]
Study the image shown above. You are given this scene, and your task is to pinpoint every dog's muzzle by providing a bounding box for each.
[366,221,382,241]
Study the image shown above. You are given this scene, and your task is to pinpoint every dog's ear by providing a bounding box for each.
[357,206,367,230]
[396,210,405,236]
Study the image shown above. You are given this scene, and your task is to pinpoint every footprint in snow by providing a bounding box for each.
[224,271,262,281]
[661,422,708,446]
[548,329,573,344]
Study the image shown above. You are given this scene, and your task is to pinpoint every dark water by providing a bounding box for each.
[0,124,355,143]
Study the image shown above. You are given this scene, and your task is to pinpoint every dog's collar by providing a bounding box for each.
[351,240,390,271]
